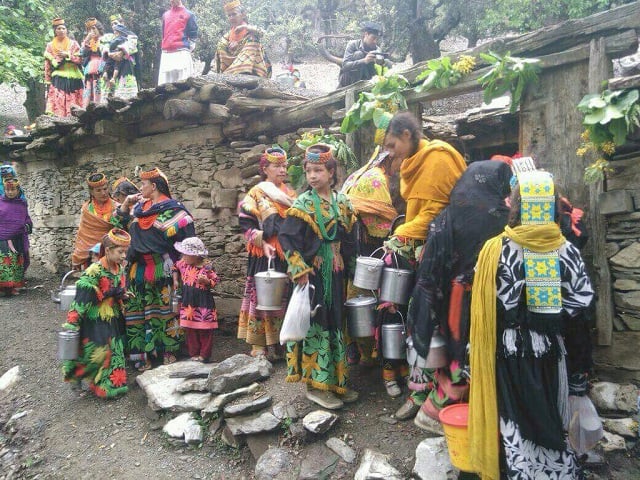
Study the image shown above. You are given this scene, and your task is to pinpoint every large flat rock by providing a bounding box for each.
[593,333,640,383]
[136,360,216,411]
[225,411,281,436]
[207,354,273,394]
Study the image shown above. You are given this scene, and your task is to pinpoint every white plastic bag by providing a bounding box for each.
[279,283,311,344]
[568,395,603,455]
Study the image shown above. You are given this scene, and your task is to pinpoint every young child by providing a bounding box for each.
[90,242,101,263]
[62,228,131,399]
[278,143,357,410]
[171,236,219,362]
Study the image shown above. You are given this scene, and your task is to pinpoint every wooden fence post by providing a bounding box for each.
[588,37,615,346]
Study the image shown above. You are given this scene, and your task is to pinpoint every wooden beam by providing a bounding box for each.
[608,73,640,90]
[588,37,616,346]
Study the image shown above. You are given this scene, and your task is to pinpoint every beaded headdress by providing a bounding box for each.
[304,144,333,164]
[87,173,108,188]
[110,14,124,24]
[85,17,97,28]
[139,167,168,183]
[264,147,287,164]
[106,228,131,247]
[223,0,242,14]
[519,170,555,225]
[52,17,65,27]
[518,170,562,314]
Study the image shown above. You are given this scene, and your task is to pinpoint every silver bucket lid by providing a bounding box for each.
[345,296,377,307]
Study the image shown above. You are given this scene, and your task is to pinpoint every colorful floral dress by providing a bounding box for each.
[80,35,108,106]
[102,32,139,99]
[62,258,129,398]
[44,37,84,116]
[279,190,356,394]
[124,197,195,365]
[238,182,296,348]
[0,177,31,293]
[172,260,219,359]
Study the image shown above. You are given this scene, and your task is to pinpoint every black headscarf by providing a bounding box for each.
[407,160,512,359]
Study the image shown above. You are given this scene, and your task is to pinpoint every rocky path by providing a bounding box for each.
[1,262,639,479]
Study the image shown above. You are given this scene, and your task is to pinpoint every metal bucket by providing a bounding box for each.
[425,331,449,368]
[379,254,414,305]
[345,296,377,337]
[52,270,78,311]
[255,257,289,311]
[57,330,80,360]
[381,323,407,359]
[353,247,385,290]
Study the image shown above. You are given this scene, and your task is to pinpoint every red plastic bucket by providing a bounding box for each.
[439,403,471,472]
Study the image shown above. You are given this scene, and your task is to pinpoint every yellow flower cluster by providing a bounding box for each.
[452,55,476,74]
[601,141,616,155]
[576,146,589,157]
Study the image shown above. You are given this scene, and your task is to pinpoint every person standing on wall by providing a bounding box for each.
[338,21,391,88]
[158,0,198,86]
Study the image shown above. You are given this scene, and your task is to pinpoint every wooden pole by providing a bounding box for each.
[588,37,615,346]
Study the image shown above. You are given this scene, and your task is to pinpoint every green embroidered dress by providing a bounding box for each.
[279,190,356,394]
[62,258,129,399]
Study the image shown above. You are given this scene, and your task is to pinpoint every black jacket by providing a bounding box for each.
[338,40,390,88]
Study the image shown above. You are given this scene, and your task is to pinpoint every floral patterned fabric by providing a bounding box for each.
[238,182,295,347]
[62,258,128,398]
[0,245,26,290]
[279,190,356,394]
[172,259,219,330]
[125,253,182,363]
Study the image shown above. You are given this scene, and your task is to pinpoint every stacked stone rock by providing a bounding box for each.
[608,214,640,331]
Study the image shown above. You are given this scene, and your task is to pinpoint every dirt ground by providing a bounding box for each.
[1,262,639,480]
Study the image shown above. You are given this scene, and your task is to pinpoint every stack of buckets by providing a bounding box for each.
[439,403,472,472]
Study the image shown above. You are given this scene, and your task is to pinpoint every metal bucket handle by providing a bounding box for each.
[369,246,386,259]
[59,270,77,290]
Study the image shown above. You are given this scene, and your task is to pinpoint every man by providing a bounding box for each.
[158,0,198,85]
[338,21,391,88]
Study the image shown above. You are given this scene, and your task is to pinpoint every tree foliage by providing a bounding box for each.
[0,0,53,85]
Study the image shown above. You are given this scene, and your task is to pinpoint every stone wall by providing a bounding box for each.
[593,151,640,382]
[16,122,307,318]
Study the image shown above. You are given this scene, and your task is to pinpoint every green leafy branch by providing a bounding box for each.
[415,55,476,93]
[577,88,640,184]
[477,52,540,114]
[284,130,358,190]
[340,67,408,134]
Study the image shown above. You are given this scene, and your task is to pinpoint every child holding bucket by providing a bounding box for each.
[171,236,219,362]
[61,228,131,399]
[279,143,358,410]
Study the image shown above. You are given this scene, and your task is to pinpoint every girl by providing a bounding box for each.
[172,236,219,362]
[279,144,357,410]
[62,228,131,399]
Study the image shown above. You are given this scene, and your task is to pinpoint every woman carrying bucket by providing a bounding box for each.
[468,170,594,479]
[407,160,513,434]
[238,147,296,361]
[381,112,466,421]
[341,112,409,398]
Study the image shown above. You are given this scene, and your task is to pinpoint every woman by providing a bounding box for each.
[102,23,139,99]
[468,170,594,479]
[62,228,131,399]
[341,115,408,398]
[381,112,467,420]
[111,177,140,205]
[216,0,271,77]
[407,160,513,433]
[44,18,84,117]
[0,166,32,296]
[72,173,124,270]
[279,144,357,410]
[80,18,107,106]
[238,147,296,360]
[120,168,195,371]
